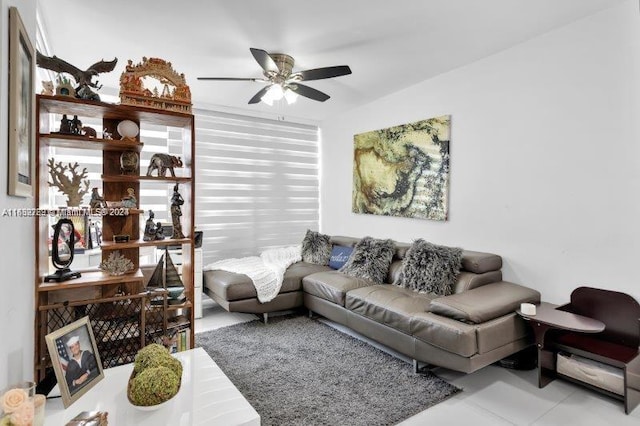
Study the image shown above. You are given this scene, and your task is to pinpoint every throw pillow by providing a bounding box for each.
[339,237,395,284]
[301,229,331,265]
[328,245,354,270]
[397,239,463,296]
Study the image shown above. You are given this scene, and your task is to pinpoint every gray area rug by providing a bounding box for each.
[196,314,460,426]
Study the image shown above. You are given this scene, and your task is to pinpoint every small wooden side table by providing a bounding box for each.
[516,302,605,388]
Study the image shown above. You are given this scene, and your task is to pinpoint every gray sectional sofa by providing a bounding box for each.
[203,235,540,374]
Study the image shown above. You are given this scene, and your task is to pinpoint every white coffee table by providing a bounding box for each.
[45,347,260,425]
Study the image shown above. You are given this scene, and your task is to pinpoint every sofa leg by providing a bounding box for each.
[262,313,268,324]
[413,359,433,374]
[308,310,314,319]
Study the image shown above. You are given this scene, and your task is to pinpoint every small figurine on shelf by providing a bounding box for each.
[70,115,82,135]
[41,80,54,95]
[89,188,106,209]
[146,153,183,177]
[59,115,72,134]
[82,126,97,138]
[120,151,139,175]
[55,75,76,97]
[170,184,185,239]
[143,210,156,241]
[103,128,113,140]
[121,187,137,208]
[36,51,117,102]
[155,222,165,240]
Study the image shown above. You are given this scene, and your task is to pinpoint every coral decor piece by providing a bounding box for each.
[99,252,134,276]
[119,57,192,113]
[47,159,90,207]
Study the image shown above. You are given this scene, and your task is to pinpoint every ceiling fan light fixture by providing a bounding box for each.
[284,88,298,104]
[266,84,284,101]
[199,47,351,105]
[262,94,275,106]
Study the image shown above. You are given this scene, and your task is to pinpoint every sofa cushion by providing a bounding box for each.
[339,236,395,284]
[345,285,434,334]
[460,250,502,274]
[428,281,541,323]
[328,245,354,270]
[205,262,331,301]
[301,230,332,265]
[452,270,503,294]
[410,312,478,357]
[303,271,372,306]
[397,239,463,296]
[475,313,529,354]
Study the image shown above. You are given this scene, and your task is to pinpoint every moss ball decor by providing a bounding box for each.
[128,343,182,407]
[129,366,180,406]
[133,343,173,373]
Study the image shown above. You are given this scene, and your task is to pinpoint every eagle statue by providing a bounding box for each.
[36,51,117,101]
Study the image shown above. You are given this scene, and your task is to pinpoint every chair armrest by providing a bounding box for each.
[428,281,540,323]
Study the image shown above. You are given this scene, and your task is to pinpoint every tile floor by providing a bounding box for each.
[195,296,640,425]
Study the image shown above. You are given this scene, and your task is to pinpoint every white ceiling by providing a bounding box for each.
[37,0,625,123]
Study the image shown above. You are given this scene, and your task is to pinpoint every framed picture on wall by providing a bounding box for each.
[45,316,104,408]
[8,7,36,197]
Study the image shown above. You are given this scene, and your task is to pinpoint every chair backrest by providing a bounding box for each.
[567,287,640,349]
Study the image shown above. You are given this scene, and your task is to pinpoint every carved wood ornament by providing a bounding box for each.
[119,57,192,113]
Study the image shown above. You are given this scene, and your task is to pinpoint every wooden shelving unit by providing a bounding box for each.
[34,94,195,380]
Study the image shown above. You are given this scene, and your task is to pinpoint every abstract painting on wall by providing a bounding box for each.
[352,115,451,221]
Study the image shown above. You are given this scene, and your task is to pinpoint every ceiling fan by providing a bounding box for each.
[197,48,352,105]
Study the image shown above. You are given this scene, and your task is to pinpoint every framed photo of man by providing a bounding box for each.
[45,316,104,407]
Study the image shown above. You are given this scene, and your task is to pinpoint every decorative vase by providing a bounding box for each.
[120,151,139,175]
[0,381,44,426]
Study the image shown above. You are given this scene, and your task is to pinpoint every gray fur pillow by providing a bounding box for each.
[339,237,395,284]
[398,239,463,295]
[301,230,331,265]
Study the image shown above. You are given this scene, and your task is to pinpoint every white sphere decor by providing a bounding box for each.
[117,120,140,140]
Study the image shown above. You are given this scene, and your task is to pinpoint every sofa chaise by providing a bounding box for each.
[203,235,540,374]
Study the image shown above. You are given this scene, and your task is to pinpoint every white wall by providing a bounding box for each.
[320,1,640,304]
[0,0,36,389]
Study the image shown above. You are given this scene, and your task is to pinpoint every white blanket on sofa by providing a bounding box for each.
[203,245,302,303]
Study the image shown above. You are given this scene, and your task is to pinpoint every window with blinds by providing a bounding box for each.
[194,109,320,266]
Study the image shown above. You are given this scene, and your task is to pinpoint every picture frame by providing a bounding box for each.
[8,7,36,197]
[45,316,104,408]
[89,222,99,249]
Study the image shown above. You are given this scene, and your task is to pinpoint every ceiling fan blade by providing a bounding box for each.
[288,83,330,102]
[250,48,279,73]
[248,85,271,104]
[197,77,263,81]
[298,65,352,81]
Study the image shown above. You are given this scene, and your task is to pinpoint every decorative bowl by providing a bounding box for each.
[130,396,174,412]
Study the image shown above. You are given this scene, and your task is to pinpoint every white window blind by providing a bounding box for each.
[194,109,319,265]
